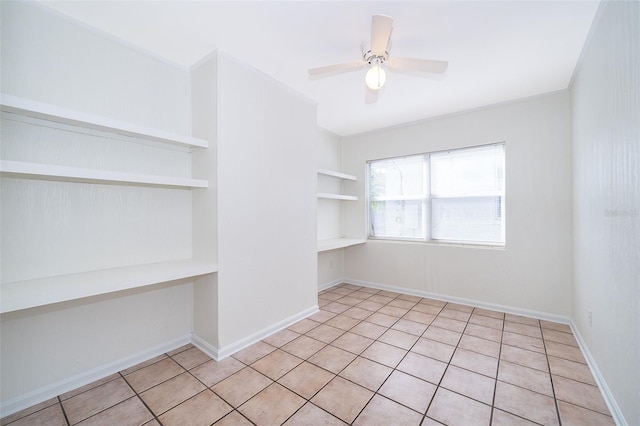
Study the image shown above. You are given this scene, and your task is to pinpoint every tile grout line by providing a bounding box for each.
[118,371,164,426]
[540,323,564,426]
[56,396,71,426]
[488,307,506,426]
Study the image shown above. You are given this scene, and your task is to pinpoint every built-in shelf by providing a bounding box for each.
[317,192,358,201]
[0,259,218,314]
[0,160,208,189]
[317,168,357,181]
[318,238,367,252]
[0,94,208,149]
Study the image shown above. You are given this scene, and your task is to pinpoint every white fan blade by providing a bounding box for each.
[308,61,364,77]
[387,57,448,73]
[365,86,378,104]
[370,15,393,56]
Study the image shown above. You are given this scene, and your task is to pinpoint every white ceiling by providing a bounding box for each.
[39,1,600,136]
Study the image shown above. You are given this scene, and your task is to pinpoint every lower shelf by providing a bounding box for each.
[318,238,367,252]
[0,259,218,313]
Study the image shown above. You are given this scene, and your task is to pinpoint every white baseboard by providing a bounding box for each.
[343,278,572,324]
[0,334,191,418]
[569,321,628,426]
[191,333,219,361]
[215,305,319,360]
[318,278,344,292]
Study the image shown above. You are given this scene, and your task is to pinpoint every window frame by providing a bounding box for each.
[366,142,505,247]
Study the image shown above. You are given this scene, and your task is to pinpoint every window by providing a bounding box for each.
[368,143,505,245]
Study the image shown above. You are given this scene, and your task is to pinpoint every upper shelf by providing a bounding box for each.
[0,94,208,149]
[0,161,208,189]
[317,169,357,181]
[1,259,218,314]
[318,238,367,252]
[317,193,358,201]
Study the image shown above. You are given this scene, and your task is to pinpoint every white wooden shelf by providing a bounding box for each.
[317,192,358,201]
[0,93,208,149]
[318,238,366,252]
[0,161,208,189]
[317,168,357,181]
[0,259,218,314]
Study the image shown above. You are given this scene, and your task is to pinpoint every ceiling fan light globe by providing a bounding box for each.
[365,65,386,90]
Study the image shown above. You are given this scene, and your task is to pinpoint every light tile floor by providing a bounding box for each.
[1,283,615,425]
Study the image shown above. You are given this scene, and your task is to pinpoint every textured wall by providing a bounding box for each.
[571,1,640,424]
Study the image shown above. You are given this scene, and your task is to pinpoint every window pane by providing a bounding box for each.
[431,196,503,243]
[369,155,424,199]
[370,200,424,239]
[431,145,504,196]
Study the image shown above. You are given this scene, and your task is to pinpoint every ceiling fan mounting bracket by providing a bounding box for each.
[363,50,388,66]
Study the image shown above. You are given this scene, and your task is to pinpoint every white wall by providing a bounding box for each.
[1,1,194,406]
[216,54,318,348]
[342,92,574,316]
[570,2,639,424]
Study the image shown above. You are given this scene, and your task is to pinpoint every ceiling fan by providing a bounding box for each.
[308,15,448,103]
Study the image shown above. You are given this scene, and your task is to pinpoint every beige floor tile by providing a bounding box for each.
[354,394,423,426]
[288,318,321,334]
[472,308,505,320]
[540,320,572,334]
[411,303,442,315]
[350,320,389,339]
[439,308,471,322]
[337,296,365,306]
[325,315,361,331]
[378,370,436,413]
[319,298,331,307]
[213,410,253,425]
[323,302,351,314]
[238,383,305,426]
[360,341,407,368]
[427,387,492,426]
[422,326,462,346]
[445,302,474,313]
[171,347,212,370]
[411,337,456,363]
[498,360,553,396]
[158,390,231,426]
[60,374,121,401]
[389,298,418,309]
[398,294,422,302]
[378,329,419,350]
[311,376,374,424]
[305,324,345,344]
[251,349,303,380]
[281,335,327,359]
[420,298,447,308]
[308,310,337,323]
[458,334,501,358]
[319,291,343,301]
[342,307,374,320]
[431,316,467,333]
[422,417,446,425]
[504,321,543,339]
[330,332,374,355]
[367,295,394,304]
[403,311,436,325]
[557,401,615,426]
[492,409,540,425]
[232,341,277,365]
[542,328,579,347]
[378,305,410,318]
[357,300,385,312]
[262,329,300,348]
[441,365,496,404]
[211,367,272,407]
[339,357,392,391]
[464,323,502,342]
[502,331,545,354]
[139,372,205,416]
[545,341,587,364]
[397,352,447,385]
[499,345,549,372]
[190,357,245,387]
[0,397,60,425]
[308,345,357,373]
[378,290,402,298]
[548,355,596,385]
[505,314,540,327]
[450,348,498,378]
[391,319,428,336]
[63,377,135,424]
[3,403,66,426]
[351,290,375,299]
[124,357,185,393]
[283,402,347,425]
[167,344,194,357]
[553,375,610,415]
[76,396,153,426]
[494,381,559,425]
[469,313,504,330]
[279,361,335,399]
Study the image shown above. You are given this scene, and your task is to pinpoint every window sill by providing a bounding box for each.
[367,237,506,250]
